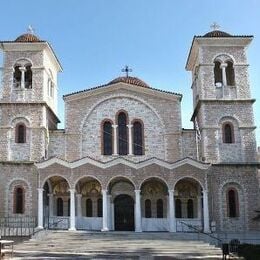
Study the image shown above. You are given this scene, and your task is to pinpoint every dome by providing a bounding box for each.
[203,30,232,37]
[15,33,41,42]
[108,76,150,88]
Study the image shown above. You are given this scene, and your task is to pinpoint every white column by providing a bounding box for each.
[203,189,210,233]
[37,188,44,229]
[112,125,118,155]
[197,187,201,220]
[220,63,227,86]
[69,189,76,231]
[127,124,133,155]
[168,190,176,232]
[48,193,54,217]
[107,195,112,230]
[19,66,26,89]
[102,190,109,231]
[134,190,142,232]
[76,194,82,217]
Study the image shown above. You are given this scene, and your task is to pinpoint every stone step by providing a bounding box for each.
[13,230,224,259]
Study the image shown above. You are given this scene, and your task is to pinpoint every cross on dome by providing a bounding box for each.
[210,22,220,31]
[27,25,35,35]
[121,65,132,77]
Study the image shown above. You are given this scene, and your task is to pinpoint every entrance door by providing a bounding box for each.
[114,194,135,231]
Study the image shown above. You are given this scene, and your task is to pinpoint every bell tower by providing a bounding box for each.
[0,30,62,161]
[186,27,257,163]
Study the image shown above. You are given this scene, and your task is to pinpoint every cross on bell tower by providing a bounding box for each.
[121,65,132,77]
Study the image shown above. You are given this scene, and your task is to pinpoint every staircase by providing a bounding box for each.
[13,231,224,259]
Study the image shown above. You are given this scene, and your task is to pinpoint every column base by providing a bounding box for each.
[135,229,142,233]
[69,227,76,231]
[101,227,109,232]
[36,226,44,230]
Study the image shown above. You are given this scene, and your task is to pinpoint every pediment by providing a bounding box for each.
[63,82,181,102]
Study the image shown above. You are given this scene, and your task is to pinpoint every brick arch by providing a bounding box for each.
[212,53,236,64]
[138,176,169,191]
[172,176,205,191]
[80,94,166,133]
[105,175,137,191]
[73,175,103,190]
[40,174,72,189]
[13,57,34,67]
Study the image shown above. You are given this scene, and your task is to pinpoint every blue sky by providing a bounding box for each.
[0,0,259,146]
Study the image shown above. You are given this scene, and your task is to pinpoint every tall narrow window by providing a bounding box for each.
[133,121,144,155]
[97,198,103,217]
[175,199,182,218]
[25,65,32,89]
[214,61,222,85]
[68,198,70,216]
[57,198,63,216]
[223,123,234,143]
[156,199,163,218]
[187,199,194,218]
[228,189,239,218]
[145,199,151,218]
[226,61,235,86]
[15,124,26,143]
[103,121,113,155]
[86,199,93,217]
[13,66,21,88]
[118,112,128,155]
[14,187,24,214]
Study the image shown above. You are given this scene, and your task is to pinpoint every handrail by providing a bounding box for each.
[179,221,222,243]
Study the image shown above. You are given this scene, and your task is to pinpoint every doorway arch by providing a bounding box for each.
[114,194,134,231]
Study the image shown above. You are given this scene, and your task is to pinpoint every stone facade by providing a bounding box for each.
[0,30,259,234]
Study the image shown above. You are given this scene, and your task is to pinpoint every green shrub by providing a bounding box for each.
[237,244,260,260]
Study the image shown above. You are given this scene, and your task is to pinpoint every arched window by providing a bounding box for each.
[223,123,234,143]
[14,187,24,214]
[25,65,32,89]
[227,189,239,218]
[13,65,21,88]
[175,199,182,218]
[118,112,128,155]
[226,61,235,86]
[187,199,194,218]
[214,61,222,85]
[57,198,63,216]
[15,123,26,143]
[133,121,144,155]
[86,199,93,217]
[102,121,113,155]
[156,199,163,218]
[97,198,103,217]
[145,199,151,218]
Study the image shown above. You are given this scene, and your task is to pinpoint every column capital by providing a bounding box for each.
[37,188,44,192]
[220,63,228,68]
[134,189,141,193]
[127,124,133,128]
[76,193,82,198]
[112,124,118,128]
[168,189,174,194]
[203,189,208,194]
[69,188,76,193]
[19,66,26,72]
[102,189,108,194]
[48,193,54,197]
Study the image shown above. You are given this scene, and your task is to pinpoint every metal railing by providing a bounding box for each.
[45,217,69,230]
[0,216,36,237]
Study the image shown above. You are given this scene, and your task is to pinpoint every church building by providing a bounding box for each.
[0,28,259,234]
